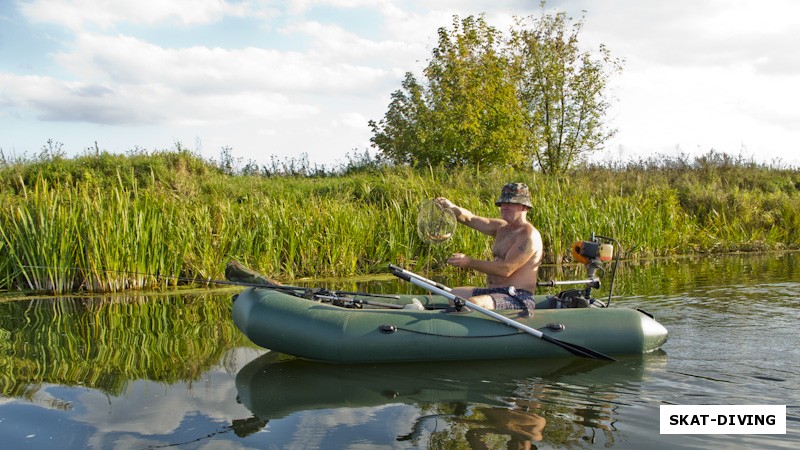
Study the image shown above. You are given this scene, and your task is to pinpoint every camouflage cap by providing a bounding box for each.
[495,182,532,208]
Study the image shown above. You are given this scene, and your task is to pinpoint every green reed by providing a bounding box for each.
[0,178,81,292]
[79,177,185,291]
[1,151,799,293]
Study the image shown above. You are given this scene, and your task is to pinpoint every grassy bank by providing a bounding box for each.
[1,148,799,293]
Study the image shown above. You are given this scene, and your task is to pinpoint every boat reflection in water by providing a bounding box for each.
[233,350,667,448]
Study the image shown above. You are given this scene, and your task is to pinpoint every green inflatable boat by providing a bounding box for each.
[227,236,669,364]
[231,286,667,363]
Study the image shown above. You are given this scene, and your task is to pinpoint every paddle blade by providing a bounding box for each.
[540,334,616,361]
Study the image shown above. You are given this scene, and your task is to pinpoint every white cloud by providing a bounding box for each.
[279,20,421,68]
[0,71,319,126]
[55,31,390,93]
[578,0,800,73]
[335,112,369,130]
[0,24,408,128]
[19,0,272,29]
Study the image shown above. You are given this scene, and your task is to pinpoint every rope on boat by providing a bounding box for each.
[388,325,523,339]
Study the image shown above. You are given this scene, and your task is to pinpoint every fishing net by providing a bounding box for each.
[416,199,456,244]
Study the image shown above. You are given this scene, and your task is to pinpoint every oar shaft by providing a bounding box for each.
[388,264,451,292]
[391,265,615,361]
[405,277,544,338]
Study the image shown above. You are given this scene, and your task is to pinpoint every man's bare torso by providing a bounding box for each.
[487,222,542,292]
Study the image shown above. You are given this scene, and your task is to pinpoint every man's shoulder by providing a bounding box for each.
[513,222,541,245]
[517,221,536,234]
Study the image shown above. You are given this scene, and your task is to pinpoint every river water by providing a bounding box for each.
[1,253,798,449]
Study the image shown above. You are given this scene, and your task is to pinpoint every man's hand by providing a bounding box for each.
[435,197,455,209]
[447,252,471,268]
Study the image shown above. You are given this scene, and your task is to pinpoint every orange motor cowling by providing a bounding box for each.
[572,240,613,264]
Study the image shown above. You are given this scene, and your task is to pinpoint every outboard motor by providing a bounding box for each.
[542,233,621,308]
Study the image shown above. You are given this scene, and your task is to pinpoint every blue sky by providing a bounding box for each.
[2,0,799,168]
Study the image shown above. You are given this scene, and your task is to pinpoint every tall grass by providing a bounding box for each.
[79,175,186,291]
[0,179,81,292]
[1,149,799,293]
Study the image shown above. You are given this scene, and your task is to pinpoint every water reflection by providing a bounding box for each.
[457,401,546,449]
[233,352,667,448]
[600,251,800,299]
[0,292,247,400]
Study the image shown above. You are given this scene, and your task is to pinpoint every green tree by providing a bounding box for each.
[368,72,430,166]
[509,9,623,174]
[370,9,621,174]
[369,15,527,169]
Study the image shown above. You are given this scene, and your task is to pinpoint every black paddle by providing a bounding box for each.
[390,265,615,361]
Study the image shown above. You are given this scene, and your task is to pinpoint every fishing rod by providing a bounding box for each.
[17,265,401,300]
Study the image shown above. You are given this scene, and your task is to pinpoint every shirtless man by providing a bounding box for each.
[436,183,543,311]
